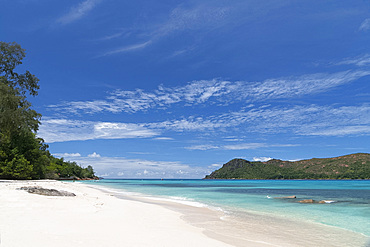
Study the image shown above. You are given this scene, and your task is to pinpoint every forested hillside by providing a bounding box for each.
[205,153,370,179]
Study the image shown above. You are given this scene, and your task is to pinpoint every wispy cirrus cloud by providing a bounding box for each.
[41,104,370,145]
[97,29,127,41]
[99,4,231,56]
[153,5,230,37]
[98,1,289,57]
[336,54,370,67]
[38,118,159,143]
[152,104,370,136]
[97,41,152,57]
[186,143,297,151]
[223,143,297,150]
[299,125,370,136]
[57,0,101,25]
[185,145,219,150]
[49,70,370,114]
[152,117,227,132]
[359,18,370,31]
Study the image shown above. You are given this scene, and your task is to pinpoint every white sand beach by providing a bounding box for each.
[0,180,368,247]
[0,180,234,247]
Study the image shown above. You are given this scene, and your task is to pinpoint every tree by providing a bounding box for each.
[0,41,46,179]
[0,41,39,96]
[0,41,96,180]
[0,42,40,136]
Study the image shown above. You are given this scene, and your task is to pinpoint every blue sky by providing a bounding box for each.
[1,0,369,178]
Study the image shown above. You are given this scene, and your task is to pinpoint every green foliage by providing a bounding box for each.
[0,147,33,179]
[0,81,40,136]
[205,153,370,180]
[0,41,41,142]
[45,157,96,180]
[0,41,96,180]
[0,41,39,96]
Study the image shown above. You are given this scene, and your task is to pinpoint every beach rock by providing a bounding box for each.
[298,199,333,204]
[18,186,76,197]
[298,199,316,203]
[274,195,296,199]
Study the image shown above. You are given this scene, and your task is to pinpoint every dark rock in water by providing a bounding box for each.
[274,195,296,199]
[18,186,76,197]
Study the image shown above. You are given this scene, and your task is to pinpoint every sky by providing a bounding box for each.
[1,0,369,178]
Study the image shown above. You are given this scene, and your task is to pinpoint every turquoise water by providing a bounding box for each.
[83,179,370,236]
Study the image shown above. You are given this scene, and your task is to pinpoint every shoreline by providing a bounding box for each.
[86,182,369,247]
[1,180,369,247]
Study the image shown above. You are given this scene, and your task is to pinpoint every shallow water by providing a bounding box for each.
[83,179,370,238]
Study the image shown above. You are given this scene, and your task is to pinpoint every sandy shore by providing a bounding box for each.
[0,180,232,247]
[0,180,368,247]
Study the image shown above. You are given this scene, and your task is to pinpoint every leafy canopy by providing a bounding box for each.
[0,41,95,180]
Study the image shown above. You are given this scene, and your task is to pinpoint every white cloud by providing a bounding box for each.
[222,143,297,150]
[300,125,370,136]
[88,152,101,158]
[336,54,370,67]
[288,159,303,162]
[97,29,127,41]
[49,70,370,114]
[230,105,370,136]
[153,137,174,140]
[97,4,230,57]
[40,104,370,144]
[359,18,370,31]
[185,145,219,150]
[57,0,100,25]
[99,41,152,57]
[247,70,370,100]
[186,143,297,151]
[61,155,211,179]
[152,118,226,132]
[53,153,81,158]
[154,5,230,37]
[38,118,159,143]
[152,104,370,137]
[224,143,267,150]
[209,163,222,168]
[252,157,272,162]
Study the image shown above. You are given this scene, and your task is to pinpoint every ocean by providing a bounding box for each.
[82,179,370,238]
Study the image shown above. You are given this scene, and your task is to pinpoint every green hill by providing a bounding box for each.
[204,153,370,179]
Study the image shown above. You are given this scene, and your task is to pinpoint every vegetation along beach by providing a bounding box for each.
[1,1,370,246]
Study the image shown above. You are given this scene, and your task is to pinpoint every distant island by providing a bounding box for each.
[204,153,370,179]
